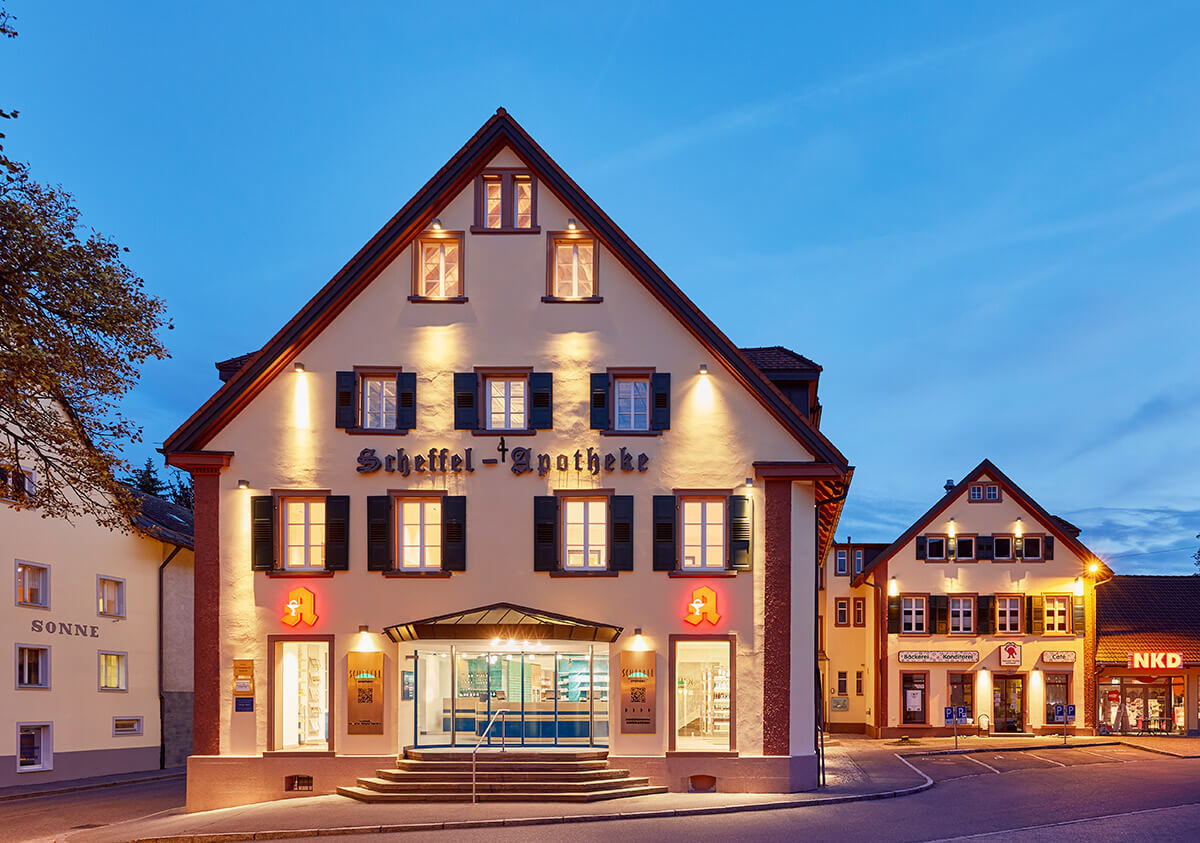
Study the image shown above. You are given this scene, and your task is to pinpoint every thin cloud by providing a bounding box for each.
[1067,388,1200,462]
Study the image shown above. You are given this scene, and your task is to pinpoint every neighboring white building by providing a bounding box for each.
[2,475,194,787]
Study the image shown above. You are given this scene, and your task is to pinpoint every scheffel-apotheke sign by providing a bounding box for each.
[355,440,651,478]
[897,651,980,664]
[1127,652,1184,670]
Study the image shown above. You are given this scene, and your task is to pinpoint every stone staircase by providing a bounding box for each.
[337,748,668,803]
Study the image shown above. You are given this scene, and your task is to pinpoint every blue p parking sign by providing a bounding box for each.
[956,705,968,722]
[1055,703,1065,720]
[944,706,955,724]
[1066,704,1076,722]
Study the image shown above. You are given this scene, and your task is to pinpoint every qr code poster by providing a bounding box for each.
[620,650,657,734]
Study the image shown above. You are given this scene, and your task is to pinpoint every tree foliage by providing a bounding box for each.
[0,7,172,530]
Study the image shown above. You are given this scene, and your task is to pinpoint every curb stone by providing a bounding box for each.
[0,770,186,803]
[900,741,1121,758]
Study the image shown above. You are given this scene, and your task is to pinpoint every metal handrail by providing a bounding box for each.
[471,708,510,803]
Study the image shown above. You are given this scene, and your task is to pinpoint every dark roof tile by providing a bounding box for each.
[739,346,822,373]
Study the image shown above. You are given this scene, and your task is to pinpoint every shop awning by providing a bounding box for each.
[383,602,623,643]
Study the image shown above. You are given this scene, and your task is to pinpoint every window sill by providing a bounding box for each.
[470,225,541,235]
[548,570,620,577]
[17,766,52,774]
[665,750,738,758]
[471,429,538,437]
[541,295,603,304]
[667,570,738,578]
[16,685,50,691]
[599,429,662,437]
[382,571,454,578]
[265,571,337,578]
[344,427,410,436]
[17,603,50,610]
[407,295,469,304]
[98,613,126,620]
[99,687,129,693]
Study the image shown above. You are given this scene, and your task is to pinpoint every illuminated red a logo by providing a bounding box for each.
[282,587,318,627]
[685,586,720,626]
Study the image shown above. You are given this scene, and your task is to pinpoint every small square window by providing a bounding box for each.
[996,596,1022,634]
[614,379,650,431]
[16,646,49,688]
[99,651,127,691]
[97,576,125,617]
[283,498,326,570]
[563,497,608,570]
[902,596,927,634]
[986,485,1000,501]
[397,498,442,571]
[969,485,983,501]
[113,717,143,736]
[1022,536,1042,560]
[552,237,596,298]
[16,562,49,608]
[956,537,975,561]
[949,597,975,634]
[485,376,527,431]
[17,723,51,771]
[680,498,725,571]
[926,537,946,560]
[994,536,1013,560]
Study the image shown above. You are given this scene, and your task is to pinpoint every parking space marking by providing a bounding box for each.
[1026,752,1066,767]
[963,755,1000,774]
[1080,747,1127,762]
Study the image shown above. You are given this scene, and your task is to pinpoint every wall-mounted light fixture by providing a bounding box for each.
[699,364,709,375]
[888,576,899,597]
[567,218,578,231]
[237,479,250,490]
[1088,562,1100,574]
[358,624,369,634]
[1015,516,1023,537]
[744,477,754,488]
[293,362,306,373]
[431,218,443,231]
[1073,577,1085,597]
[631,627,649,651]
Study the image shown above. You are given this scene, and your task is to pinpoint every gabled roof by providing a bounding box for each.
[163,109,847,473]
[740,346,822,374]
[216,351,258,383]
[1097,575,1200,664]
[852,459,1107,586]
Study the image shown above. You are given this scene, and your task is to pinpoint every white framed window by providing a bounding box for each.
[398,498,442,570]
[1044,596,1070,633]
[563,497,607,570]
[854,549,864,575]
[994,536,1013,560]
[681,498,725,571]
[486,376,527,431]
[97,576,125,618]
[986,485,1000,501]
[16,561,49,608]
[925,536,946,560]
[836,671,848,695]
[283,498,326,571]
[0,466,36,500]
[113,716,143,737]
[996,596,1022,634]
[553,239,595,298]
[835,549,848,575]
[835,599,849,626]
[1021,536,1043,560]
[418,237,462,298]
[949,597,975,634]
[484,177,503,228]
[99,651,128,691]
[969,485,983,501]
[17,723,51,772]
[361,376,397,430]
[16,645,49,688]
[955,537,975,561]
[513,177,533,229]
[901,596,927,634]
[614,379,650,431]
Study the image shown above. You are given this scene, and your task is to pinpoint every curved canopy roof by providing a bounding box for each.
[383,602,623,643]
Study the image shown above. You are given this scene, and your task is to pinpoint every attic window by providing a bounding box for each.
[969,484,1000,503]
[473,170,539,233]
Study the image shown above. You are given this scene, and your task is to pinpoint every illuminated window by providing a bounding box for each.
[113,717,143,736]
[554,238,595,298]
[17,646,48,688]
[994,536,1013,560]
[949,597,974,633]
[996,596,1022,634]
[283,498,326,570]
[681,498,724,571]
[949,673,973,717]
[417,236,462,298]
[1044,596,1070,633]
[398,498,442,570]
[17,724,51,771]
[835,549,848,575]
[486,376,527,430]
[474,171,538,232]
[563,497,607,570]
[16,562,48,608]
[614,378,650,431]
[97,576,125,617]
[901,596,926,634]
[673,638,732,751]
[1045,674,1069,723]
[99,651,127,691]
[513,177,533,228]
[276,640,329,751]
[361,376,397,430]
[484,178,503,228]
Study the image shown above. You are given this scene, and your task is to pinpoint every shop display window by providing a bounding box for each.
[279,640,329,750]
[901,673,926,724]
[949,673,973,719]
[674,639,733,751]
[1045,673,1069,723]
[17,723,50,771]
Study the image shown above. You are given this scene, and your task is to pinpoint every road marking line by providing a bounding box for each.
[1026,752,1066,767]
[893,753,935,788]
[925,800,1200,841]
[963,755,1000,774]
[1079,747,1124,761]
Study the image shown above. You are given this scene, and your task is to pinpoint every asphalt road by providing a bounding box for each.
[0,777,185,843]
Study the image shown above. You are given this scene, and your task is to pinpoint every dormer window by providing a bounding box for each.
[473,170,538,233]
[969,483,1001,502]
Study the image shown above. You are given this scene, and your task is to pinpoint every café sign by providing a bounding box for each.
[1127,651,1183,670]
[897,651,979,664]
[1042,651,1077,664]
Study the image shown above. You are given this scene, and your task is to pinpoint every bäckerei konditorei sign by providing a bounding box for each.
[896,651,980,663]
[356,438,650,477]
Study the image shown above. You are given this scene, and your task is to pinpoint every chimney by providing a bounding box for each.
[944,479,955,493]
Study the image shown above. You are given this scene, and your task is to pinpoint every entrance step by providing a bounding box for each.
[376,767,631,783]
[336,784,669,803]
[405,748,608,762]
[393,758,609,773]
[355,775,653,793]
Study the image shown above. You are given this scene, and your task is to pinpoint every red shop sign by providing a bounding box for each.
[1126,652,1183,671]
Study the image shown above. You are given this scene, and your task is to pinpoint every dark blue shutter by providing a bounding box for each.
[916,536,927,560]
[887,597,901,634]
[453,372,478,430]
[1044,535,1055,560]
[650,373,671,430]
[976,596,994,634]
[728,494,753,570]
[366,495,392,571]
[335,371,356,429]
[250,496,275,571]
[609,495,634,571]
[652,495,677,571]
[533,496,558,571]
[396,371,417,430]
[590,373,610,430]
[529,372,553,430]
[977,535,994,560]
[324,495,350,570]
[441,496,466,572]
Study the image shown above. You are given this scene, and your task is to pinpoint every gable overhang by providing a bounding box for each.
[851,458,1107,587]
[383,602,623,644]
[162,109,848,472]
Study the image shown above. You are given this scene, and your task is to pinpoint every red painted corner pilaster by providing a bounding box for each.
[191,470,221,756]
[1084,584,1097,729]
[763,478,792,756]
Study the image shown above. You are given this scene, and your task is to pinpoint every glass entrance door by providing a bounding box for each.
[993,676,1025,732]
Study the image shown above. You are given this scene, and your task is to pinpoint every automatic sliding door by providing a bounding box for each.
[414,650,452,746]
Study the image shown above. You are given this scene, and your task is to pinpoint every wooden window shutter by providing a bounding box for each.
[366,495,392,571]
[533,496,558,571]
[887,596,901,634]
[396,371,417,430]
[650,373,671,431]
[250,495,276,571]
[323,495,350,571]
[589,373,610,430]
[1072,595,1085,634]
[915,536,926,560]
[335,371,356,429]
[529,372,554,430]
[1031,595,1044,635]
[609,495,634,572]
[727,494,753,571]
[453,372,478,430]
[652,495,677,571]
[976,595,994,634]
[932,595,949,635]
[977,535,994,560]
[1044,535,1055,560]
[441,496,467,572]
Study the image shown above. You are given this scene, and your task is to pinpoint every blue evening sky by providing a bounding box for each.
[5,3,1198,572]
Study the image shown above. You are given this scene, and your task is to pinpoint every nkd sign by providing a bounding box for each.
[1127,652,1184,670]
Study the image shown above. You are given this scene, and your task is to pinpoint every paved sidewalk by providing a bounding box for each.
[0,766,186,802]
[67,745,931,843]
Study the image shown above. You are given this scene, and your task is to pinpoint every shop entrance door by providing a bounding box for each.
[993,676,1025,732]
